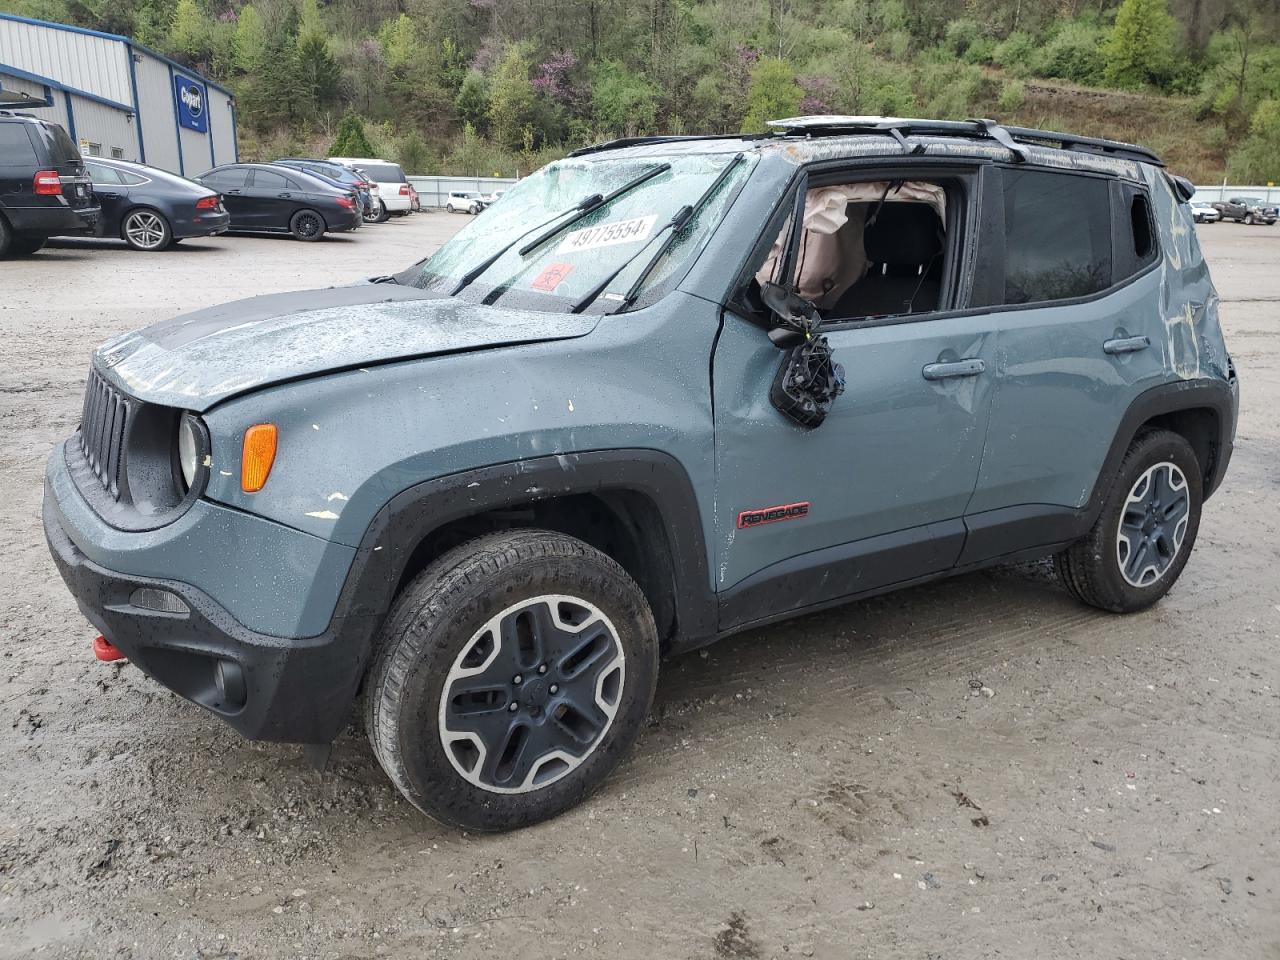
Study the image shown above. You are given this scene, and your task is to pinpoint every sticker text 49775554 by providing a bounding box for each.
[557,215,657,254]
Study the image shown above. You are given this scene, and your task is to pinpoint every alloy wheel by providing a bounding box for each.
[294,212,322,239]
[124,211,168,250]
[438,594,625,794]
[1115,461,1190,588]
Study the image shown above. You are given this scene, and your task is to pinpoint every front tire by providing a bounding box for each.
[364,529,659,831]
[289,209,325,241]
[122,208,173,251]
[1057,429,1202,613]
[1245,213,1255,224]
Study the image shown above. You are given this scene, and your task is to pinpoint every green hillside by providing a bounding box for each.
[4,0,1279,183]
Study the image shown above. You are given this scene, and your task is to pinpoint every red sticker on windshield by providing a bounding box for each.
[531,262,575,291]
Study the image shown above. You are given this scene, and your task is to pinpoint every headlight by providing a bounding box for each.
[177,414,202,491]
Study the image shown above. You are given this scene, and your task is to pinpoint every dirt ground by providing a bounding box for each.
[1,214,1276,960]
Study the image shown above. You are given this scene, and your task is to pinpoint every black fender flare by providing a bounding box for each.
[329,448,717,648]
[1086,375,1237,515]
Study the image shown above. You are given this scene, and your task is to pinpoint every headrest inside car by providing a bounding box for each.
[862,202,942,266]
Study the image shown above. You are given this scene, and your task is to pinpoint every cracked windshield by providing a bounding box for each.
[407,152,756,312]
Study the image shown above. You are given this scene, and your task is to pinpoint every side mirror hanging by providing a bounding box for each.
[758,282,846,428]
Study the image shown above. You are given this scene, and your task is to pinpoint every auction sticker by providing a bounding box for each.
[531,262,576,291]
[557,214,657,254]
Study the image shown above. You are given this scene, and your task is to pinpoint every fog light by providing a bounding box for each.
[129,587,190,615]
[214,659,246,710]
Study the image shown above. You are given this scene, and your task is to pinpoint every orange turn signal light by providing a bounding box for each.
[241,423,278,492]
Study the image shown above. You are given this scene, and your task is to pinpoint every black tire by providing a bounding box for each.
[290,209,325,241]
[0,213,12,257]
[1057,429,1202,613]
[364,529,659,831]
[121,208,173,251]
[1244,213,1255,225]
[9,233,47,255]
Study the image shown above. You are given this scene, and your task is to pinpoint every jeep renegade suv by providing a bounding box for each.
[44,118,1238,831]
[0,111,99,256]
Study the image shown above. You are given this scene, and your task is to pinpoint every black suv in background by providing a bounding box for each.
[0,111,99,256]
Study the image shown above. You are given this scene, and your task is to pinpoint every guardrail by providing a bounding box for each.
[407,175,519,209]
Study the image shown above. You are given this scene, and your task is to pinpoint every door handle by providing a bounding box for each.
[922,358,986,380]
[1103,335,1150,355]
[227,189,241,195]
[278,193,291,198]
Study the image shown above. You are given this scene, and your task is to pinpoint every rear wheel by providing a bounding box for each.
[121,209,172,251]
[289,209,325,242]
[0,214,12,257]
[1057,429,1202,613]
[364,529,659,831]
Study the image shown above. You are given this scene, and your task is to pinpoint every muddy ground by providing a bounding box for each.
[1,216,1277,959]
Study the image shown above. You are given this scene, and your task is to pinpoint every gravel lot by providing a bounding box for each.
[1,215,1277,959]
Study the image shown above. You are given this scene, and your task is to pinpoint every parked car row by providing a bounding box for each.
[1209,196,1279,224]
[2,111,420,257]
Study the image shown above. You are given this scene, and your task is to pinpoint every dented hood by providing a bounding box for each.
[94,285,598,411]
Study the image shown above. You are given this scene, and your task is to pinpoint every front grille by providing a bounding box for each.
[78,368,131,500]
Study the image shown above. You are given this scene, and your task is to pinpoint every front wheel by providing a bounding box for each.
[1244,213,1255,224]
[1057,429,1202,613]
[122,209,172,251]
[289,209,325,241]
[364,529,659,831]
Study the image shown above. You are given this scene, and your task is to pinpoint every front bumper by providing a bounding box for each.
[43,441,376,743]
[44,494,375,743]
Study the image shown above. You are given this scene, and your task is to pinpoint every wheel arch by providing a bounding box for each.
[1089,378,1236,516]
[333,450,717,657]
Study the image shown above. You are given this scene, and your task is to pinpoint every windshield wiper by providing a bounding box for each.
[570,153,745,315]
[449,162,672,297]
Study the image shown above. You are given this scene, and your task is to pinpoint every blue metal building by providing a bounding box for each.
[0,13,237,175]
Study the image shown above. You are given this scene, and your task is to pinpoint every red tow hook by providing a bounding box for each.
[93,635,127,663]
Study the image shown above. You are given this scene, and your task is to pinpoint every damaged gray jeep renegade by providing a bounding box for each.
[45,117,1238,831]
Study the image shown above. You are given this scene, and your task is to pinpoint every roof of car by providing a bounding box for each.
[568,116,1160,179]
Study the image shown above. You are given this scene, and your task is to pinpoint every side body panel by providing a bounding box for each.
[200,291,723,624]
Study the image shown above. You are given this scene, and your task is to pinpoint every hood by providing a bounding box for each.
[95,285,598,411]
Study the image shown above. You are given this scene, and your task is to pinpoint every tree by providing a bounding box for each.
[456,70,491,131]
[297,32,340,115]
[741,57,803,132]
[591,61,658,135]
[1228,98,1280,180]
[1103,0,1179,89]
[488,44,535,149]
[232,4,267,73]
[167,0,212,63]
[330,112,377,156]
[397,130,432,174]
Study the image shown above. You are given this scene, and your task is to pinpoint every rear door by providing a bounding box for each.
[245,168,297,229]
[961,165,1167,561]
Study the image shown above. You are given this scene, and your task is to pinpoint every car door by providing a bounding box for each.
[83,161,127,234]
[249,168,305,230]
[713,165,999,630]
[200,167,250,226]
[960,164,1169,563]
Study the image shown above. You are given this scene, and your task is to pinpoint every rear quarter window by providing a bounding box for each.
[0,123,39,164]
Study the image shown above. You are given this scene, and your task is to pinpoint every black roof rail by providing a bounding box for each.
[568,132,770,158]
[765,116,1164,167]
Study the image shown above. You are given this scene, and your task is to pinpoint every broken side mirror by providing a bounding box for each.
[759,281,818,348]
[758,282,846,428]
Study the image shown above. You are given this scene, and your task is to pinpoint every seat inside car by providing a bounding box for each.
[828,201,944,319]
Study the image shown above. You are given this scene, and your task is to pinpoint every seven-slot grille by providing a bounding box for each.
[79,368,131,500]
